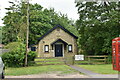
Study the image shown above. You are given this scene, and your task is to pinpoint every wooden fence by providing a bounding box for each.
[74,55,108,65]
[87,55,108,64]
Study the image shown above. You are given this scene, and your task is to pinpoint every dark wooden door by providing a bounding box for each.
[55,44,63,57]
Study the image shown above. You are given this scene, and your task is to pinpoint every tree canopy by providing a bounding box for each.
[2,1,78,45]
[75,1,120,55]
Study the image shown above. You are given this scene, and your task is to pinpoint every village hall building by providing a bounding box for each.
[36,25,78,57]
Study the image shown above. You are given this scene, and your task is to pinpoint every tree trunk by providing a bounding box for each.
[25,0,29,67]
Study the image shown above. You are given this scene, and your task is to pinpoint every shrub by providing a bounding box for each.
[4,42,22,51]
[107,54,112,64]
[27,51,37,66]
[2,42,37,67]
[28,51,37,62]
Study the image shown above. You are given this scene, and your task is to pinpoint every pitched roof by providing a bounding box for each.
[38,25,78,41]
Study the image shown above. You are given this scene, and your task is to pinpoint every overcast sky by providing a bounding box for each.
[0,0,79,26]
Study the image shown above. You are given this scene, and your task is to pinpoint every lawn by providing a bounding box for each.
[35,58,58,61]
[35,58,64,65]
[5,65,79,76]
[77,64,118,74]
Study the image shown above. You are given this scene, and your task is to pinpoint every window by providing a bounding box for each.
[44,45,49,52]
[31,47,36,51]
[68,45,72,52]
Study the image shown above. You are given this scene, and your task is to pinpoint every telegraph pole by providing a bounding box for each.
[25,0,29,67]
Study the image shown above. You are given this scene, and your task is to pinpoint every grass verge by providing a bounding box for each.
[77,64,118,74]
[5,65,79,76]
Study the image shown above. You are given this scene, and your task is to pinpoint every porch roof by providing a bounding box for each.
[51,39,68,46]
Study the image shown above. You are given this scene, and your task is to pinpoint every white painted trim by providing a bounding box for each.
[62,44,65,58]
[53,45,55,57]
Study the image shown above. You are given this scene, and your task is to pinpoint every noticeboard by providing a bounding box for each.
[75,55,84,60]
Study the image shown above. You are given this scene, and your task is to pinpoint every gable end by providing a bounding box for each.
[38,25,78,42]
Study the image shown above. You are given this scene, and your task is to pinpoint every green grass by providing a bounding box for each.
[77,64,118,74]
[35,58,64,65]
[75,60,90,64]
[5,65,79,76]
[36,62,64,65]
[35,58,58,61]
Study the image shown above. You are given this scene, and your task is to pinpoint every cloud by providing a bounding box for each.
[31,0,79,20]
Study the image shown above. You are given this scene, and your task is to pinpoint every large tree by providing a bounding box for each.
[2,1,78,45]
[75,1,120,55]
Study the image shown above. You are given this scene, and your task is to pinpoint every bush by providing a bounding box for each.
[107,54,112,64]
[4,42,22,51]
[2,42,37,67]
[28,51,37,61]
[27,51,37,66]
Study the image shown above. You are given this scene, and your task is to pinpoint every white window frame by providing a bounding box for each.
[44,45,49,52]
[68,45,72,52]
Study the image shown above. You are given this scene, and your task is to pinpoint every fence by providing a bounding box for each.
[87,55,108,64]
[74,55,108,65]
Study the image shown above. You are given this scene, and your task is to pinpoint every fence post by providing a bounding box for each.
[88,56,90,64]
[73,56,74,65]
[104,56,107,64]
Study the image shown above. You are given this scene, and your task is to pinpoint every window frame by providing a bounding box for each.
[44,45,49,52]
[68,45,72,52]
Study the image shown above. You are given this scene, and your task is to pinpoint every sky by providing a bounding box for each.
[0,0,79,26]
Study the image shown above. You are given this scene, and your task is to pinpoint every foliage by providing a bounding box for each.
[5,65,78,76]
[2,42,25,67]
[28,51,37,62]
[107,54,112,64]
[2,1,78,45]
[75,1,120,56]
[2,42,36,67]
[4,42,22,51]
[78,64,118,74]
[0,27,2,43]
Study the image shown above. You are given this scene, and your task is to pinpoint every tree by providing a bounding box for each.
[2,1,27,43]
[0,27,2,44]
[2,1,78,45]
[75,1,120,55]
